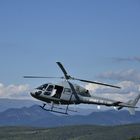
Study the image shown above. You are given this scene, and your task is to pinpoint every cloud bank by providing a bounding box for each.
[85,69,140,106]
[113,56,140,63]
[0,69,140,108]
[0,83,31,99]
[85,81,140,101]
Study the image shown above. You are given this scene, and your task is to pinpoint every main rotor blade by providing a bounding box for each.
[56,62,70,79]
[74,78,121,89]
[56,62,120,89]
[23,76,63,79]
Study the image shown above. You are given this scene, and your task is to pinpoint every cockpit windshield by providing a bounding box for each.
[43,85,54,96]
[47,85,54,92]
[36,84,48,90]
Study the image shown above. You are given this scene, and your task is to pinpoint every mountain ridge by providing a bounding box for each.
[0,105,140,127]
[0,98,39,112]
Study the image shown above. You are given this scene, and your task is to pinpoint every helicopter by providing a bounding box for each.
[24,62,140,115]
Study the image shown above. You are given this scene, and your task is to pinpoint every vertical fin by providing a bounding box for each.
[127,94,140,115]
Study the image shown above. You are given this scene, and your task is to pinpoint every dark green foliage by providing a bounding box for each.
[129,137,140,140]
[0,124,140,140]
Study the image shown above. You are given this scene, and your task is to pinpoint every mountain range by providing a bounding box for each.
[0,98,39,112]
[0,104,140,127]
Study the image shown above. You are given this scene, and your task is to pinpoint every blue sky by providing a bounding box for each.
[0,0,140,101]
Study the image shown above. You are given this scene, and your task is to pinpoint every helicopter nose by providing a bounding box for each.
[30,90,42,97]
[30,91,35,97]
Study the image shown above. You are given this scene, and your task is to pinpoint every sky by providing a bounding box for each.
[0,0,140,107]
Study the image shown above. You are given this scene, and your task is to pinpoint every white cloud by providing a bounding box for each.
[95,69,140,107]
[0,83,31,99]
[85,81,140,104]
[98,69,140,83]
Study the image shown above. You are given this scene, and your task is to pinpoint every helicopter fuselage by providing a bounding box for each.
[30,82,122,107]
[30,82,90,105]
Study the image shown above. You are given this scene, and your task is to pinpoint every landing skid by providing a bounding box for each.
[40,106,68,115]
[39,103,77,115]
